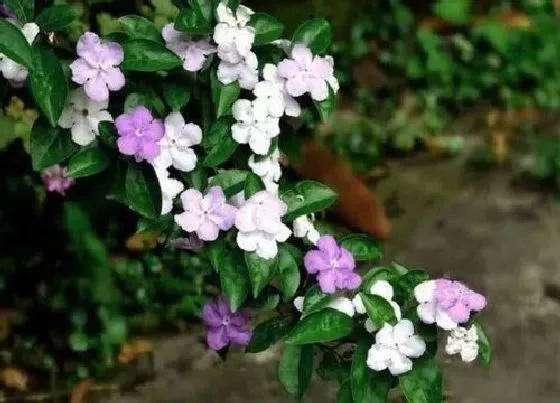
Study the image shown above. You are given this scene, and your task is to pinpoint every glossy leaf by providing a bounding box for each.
[220,253,250,312]
[244,173,265,199]
[246,315,296,353]
[249,13,284,45]
[30,121,77,171]
[351,341,392,403]
[209,169,248,198]
[281,180,338,221]
[277,245,301,301]
[360,293,397,328]
[314,86,337,121]
[162,82,191,110]
[278,345,314,401]
[399,359,443,403]
[67,145,110,178]
[245,251,278,298]
[125,163,162,219]
[211,73,240,118]
[292,18,333,54]
[286,308,353,345]
[175,8,212,34]
[340,234,382,261]
[35,5,78,32]
[122,39,182,71]
[475,322,492,366]
[4,0,33,22]
[119,15,162,43]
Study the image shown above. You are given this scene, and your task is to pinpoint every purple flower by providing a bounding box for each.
[162,24,216,72]
[304,236,362,294]
[277,44,336,102]
[70,32,125,102]
[42,165,74,195]
[202,296,252,351]
[115,106,165,162]
[414,279,487,330]
[174,186,237,241]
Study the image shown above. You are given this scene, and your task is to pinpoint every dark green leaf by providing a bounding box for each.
[162,82,191,110]
[399,359,443,403]
[205,238,226,272]
[203,131,238,167]
[245,251,278,298]
[67,145,110,178]
[137,214,174,234]
[246,315,296,353]
[189,0,214,23]
[475,322,491,366]
[360,293,397,328]
[393,270,429,304]
[281,180,338,221]
[70,332,89,352]
[0,19,33,69]
[98,121,118,148]
[30,121,77,171]
[103,316,128,344]
[286,308,353,345]
[292,18,333,54]
[184,165,209,190]
[352,341,392,403]
[220,253,250,312]
[28,47,68,127]
[317,351,350,382]
[314,86,336,121]
[175,8,212,34]
[278,345,314,401]
[4,0,33,22]
[302,284,334,315]
[125,163,162,219]
[340,234,382,261]
[35,5,77,32]
[124,91,166,117]
[119,15,162,42]
[244,173,265,199]
[249,13,284,45]
[211,73,240,118]
[209,169,248,198]
[277,245,301,301]
[122,39,182,71]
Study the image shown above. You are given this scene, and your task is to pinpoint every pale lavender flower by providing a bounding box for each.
[277,44,337,102]
[174,186,237,241]
[304,236,362,294]
[42,165,74,195]
[202,296,252,351]
[70,32,125,102]
[162,24,216,72]
[115,106,165,162]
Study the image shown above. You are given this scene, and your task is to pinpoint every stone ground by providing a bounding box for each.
[102,148,560,403]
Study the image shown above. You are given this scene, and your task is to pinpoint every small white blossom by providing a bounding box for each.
[248,149,281,193]
[153,112,202,172]
[292,215,321,244]
[445,326,479,363]
[58,88,113,146]
[0,22,39,87]
[213,3,255,64]
[235,190,291,259]
[154,167,184,215]
[232,98,280,155]
[352,280,402,333]
[259,64,301,117]
[217,51,259,90]
[293,296,355,317]
[367,319,426,376]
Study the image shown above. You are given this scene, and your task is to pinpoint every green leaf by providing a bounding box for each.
[220,253,250,312]
[98,121,118,148]
[246,315,296,353]
[337,381,354,403]
[137,214,174,234]
[314,86,336,121]
[278,345,314,401]
[211,73,240,118]
[203,130,238,167]
[474,322,491,366]
[35,5,78,32]
[399,359,443,403]
[4,0,33,22]
[360,293,397,328]
[122,39,182,71]
[277,245,301,301]
[28,47,68,127]
[104,316,128,345]
[124,91,166,117]
[249,13,284,45]
[292,18,333,54]
[119,15,163,43]
[209,169,248,198]
[316,351,350,382]
[244,173,265,199]
[286,308,353,345]
[302,285,334,315]
[162,82,191,110]
[70,332,89,352]
[433,0,471,23]
[125,163,163,219]
[393,270,429,304]
[30,121,77,171]
[189,0,214,22]
[245,251,278,298]
[0,18,33,69]
[67,145,110,178]
[184,165,208,190]
[175,8,212,34]
[340,234,382,261]
[281,180,338,221]
[351,341,392,403]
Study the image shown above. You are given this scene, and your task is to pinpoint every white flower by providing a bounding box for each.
[292,215,321,244]
[414,280,457,330]
[352,280,402,333]
[58,88,113,146]
[248,149,281,193]
[293,296,355,317]
[217,51,259,90]
[445,326,479,363]
[152,112,202,172]
[235,190,291,259]
[324,55,340,93]
[260,64,301,117]
[213,3,255,64]
[231,98,280,155]
[154,167,184,215]
[0,22,39,87]
[253,80,285,118]
[293,296,305,313]
[367,319,426,376]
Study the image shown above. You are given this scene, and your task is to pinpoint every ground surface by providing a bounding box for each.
[102,149,560,403]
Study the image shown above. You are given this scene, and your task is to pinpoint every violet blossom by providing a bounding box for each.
[202,296,252,351]
[162,23,216,72]
[42,165,74,195]
[115,106,165,162]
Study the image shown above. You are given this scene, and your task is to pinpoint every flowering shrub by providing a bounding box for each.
[0,0,491,401]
